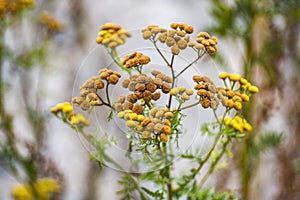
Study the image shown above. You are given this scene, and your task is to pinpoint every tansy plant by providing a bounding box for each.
[52,22,259,199]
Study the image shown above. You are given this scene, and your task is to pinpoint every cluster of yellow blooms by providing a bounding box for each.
[11,178,61,200]
[96,23,131,48]
[218,72,259,111]
[38,11,64,33]
[51,102,90,127]
[0,0,34,17]
[224,115,253,133]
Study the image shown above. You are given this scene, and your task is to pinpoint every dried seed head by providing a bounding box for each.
[152,92,161,101]
[80,100,91,111]
[142,30,152,39]
[170,23,179,29]
[177,39,187,50]
[127,94,138,103]
[171,45,180,55]
[123,101,133,110]
[184,25,194,34]
[108,74,119,84]
[166,37,176,47]
[188,41,196,47]
[115,103,123,112]
[201,98,211,109]
[72,97,85,106]
[132,104,143,115]
[195,44,204,50]
[142,131,151,140]
[135,83,146,91]
[158,33,167,43]
[162,83,171,93]
[122,79,130,88]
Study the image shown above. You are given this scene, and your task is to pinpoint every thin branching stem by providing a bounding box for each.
[153,39,170,66]
[174,51,205,79]
[105,82,111,106]
[198,139,230,189]
[168,54,175,108]
[172,101,200,112]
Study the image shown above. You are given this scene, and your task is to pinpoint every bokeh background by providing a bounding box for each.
[0,0,299,199]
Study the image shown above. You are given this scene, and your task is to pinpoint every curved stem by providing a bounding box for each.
[105,82,111,106]
[198,139,230,189]
[110,48,131,75]
[95,93,112,108]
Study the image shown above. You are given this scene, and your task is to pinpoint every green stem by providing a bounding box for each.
[173,108,229,193]
[110,48,131,75]
[198,138,230,188]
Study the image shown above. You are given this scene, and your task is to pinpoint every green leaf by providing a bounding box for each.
[141,187,164,200]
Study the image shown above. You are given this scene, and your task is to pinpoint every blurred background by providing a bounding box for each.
[0,0,299,199]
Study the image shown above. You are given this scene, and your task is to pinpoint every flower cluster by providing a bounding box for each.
[195,32,218,54]
[72,77,103,110]
[0,0,35,17]
[170,87,194,103]
[72,68,121,110]
[218,72,259,111]
[193,75,219,109]
[117,107,174,142]
[142,23,194,55]
[11,177,61,200]
[99,68,121,85]
[38,11,64,33]
[122,52,151,69]
[51,102,90,127]
[119,71,172,108]
[224,115,253,133]
[96,23,131,48]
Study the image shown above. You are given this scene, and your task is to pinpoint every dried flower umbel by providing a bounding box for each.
[52,22,259,199]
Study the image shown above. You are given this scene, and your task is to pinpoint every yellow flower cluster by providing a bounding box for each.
[38,11,64,33]
[170,87,194,103]
[224,116,253,133]
[218,72,259,111]
[11,178,61,200]
[122,52,151,69]
[219,72,259,93]
[51,102,90,127]
[117,107,173,142]
[96,23,131,48]
[0,0,35,17]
